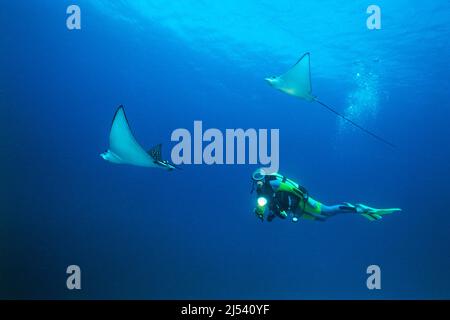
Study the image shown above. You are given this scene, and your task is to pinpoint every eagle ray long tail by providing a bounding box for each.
[314,98,396,148]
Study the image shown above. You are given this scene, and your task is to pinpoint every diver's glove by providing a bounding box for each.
[254,206,265,221]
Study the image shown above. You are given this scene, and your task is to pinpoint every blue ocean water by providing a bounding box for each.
[1,0,449,299]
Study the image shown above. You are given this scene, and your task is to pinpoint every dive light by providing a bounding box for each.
[257,197,268,207]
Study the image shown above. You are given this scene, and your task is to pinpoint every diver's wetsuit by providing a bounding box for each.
[255,172,357,222]
[253,170,401,222]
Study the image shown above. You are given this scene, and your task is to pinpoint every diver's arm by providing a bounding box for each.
[254,206,265,221]
[254,199,280,221]
[254,200,267,221]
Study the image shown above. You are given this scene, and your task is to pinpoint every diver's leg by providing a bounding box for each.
[300,198,356,220]
[292,197,381,222]
[320,203,357,216]
[322,202,402,221]
[299,194,401,221]
[291,197,339,221]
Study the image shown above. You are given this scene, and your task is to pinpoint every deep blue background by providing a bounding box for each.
[0,1,449,299]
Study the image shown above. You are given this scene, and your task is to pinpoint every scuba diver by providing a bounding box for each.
[251,169,401,222]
